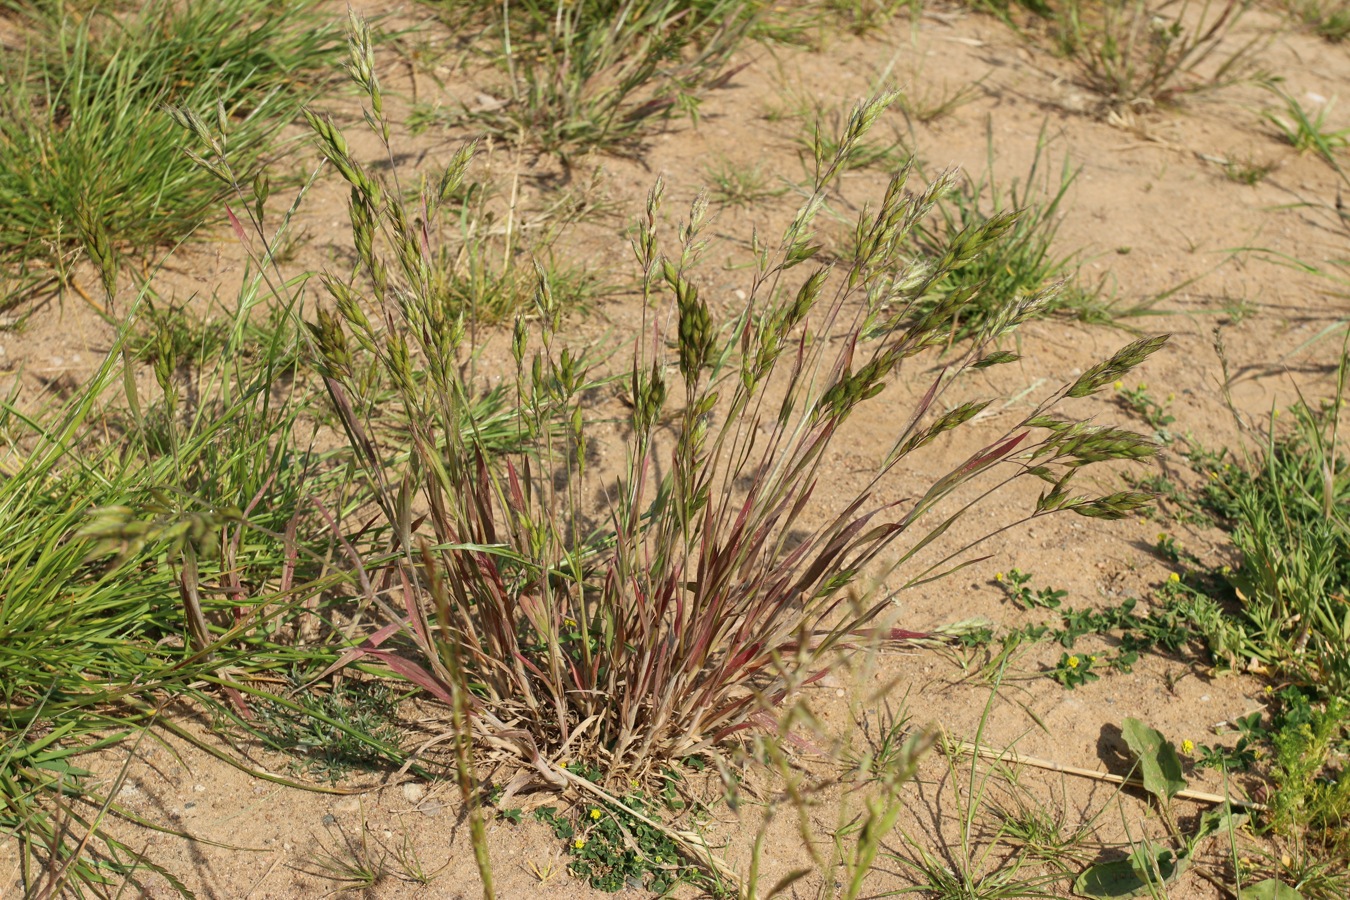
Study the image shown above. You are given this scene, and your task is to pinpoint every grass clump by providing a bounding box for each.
[973,0,1262,111]
[0,164,421,894]
[906,124,1110,339]
[1056,0,1261,110]
[0,291,338,895]
[413,0,750,159]
[295,16,1167,803]
[1284,0,1350,42]
[236,678,409,783]
[0,0,342,307]
[1261,87,1350,169]
[1115,343,1350,880]
[1186,354,1350,696]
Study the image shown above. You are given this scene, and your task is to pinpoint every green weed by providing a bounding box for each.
[1268,697,1350,855]
[1051,651,1101,688]
[906,122,1113,339]
[1115,381,1178,443]
[299,815,388,893]
[704,156,792,208]
[1047,0,1263,111]
[1193,377,1350,693]
[0,291,346,894]
[242,678,408,783]
[824,0,919,36]
[539,792,700,893]
[897,76,986,127]
[995,568,1067,610]
[886,672,1063,900]
[1261,87,1350,168]
[414,0,749,158]
[1221,153,1279,186]
[798,105,911,175]
[988,783,1099,868]
[1284,0,1350,42]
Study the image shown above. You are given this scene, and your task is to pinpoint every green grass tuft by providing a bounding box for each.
[0,0,342,306]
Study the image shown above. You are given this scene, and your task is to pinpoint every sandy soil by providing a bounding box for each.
[3,1,1348,897]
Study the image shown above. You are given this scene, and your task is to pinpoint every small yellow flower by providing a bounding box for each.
[574,838,586,850]
[1265,685,1275,695]
[1113,380,1124,390]
[590,808,601,820]
[1067,655,1080,669]
[995,572,1004,582]
[1157,532,1167,542]
[1181,739,1195,755]
[1089,655,1098,663]
[1168,572,1181,583]
[1138,383,1147,390]
[564,617,578,628]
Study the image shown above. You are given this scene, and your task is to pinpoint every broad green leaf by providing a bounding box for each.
[1189,807,1247,852]
[1121,717,1187,802]
[1074,844,1190,898]
[1243,879,1304,900]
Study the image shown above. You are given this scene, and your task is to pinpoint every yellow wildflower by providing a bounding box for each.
[574,838,586,850]
[1113,380,1123,390]
[995,572,1003,582]
[1181,739,1194,755]
[1168,572,1181,583]
[590,809,602,820]
[1067,655,1080,669]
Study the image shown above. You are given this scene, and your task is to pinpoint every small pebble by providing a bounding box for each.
[321,814,337,826]
[193,784,205,793]
[402,782,427,804]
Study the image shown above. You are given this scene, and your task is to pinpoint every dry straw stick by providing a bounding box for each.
[946,738,1267,811]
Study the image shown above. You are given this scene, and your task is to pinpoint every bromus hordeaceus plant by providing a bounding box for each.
[305,6,1165,833]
